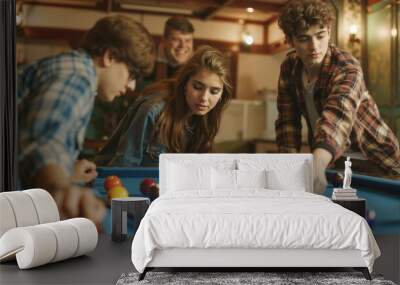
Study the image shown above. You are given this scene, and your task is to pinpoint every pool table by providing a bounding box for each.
[325,169,400,235]
[92,167,159,235]
[93,167,400,235]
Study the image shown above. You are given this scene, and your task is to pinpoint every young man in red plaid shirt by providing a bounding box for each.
[276,0,400,194]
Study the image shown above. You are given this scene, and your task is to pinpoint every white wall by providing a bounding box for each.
[20,40,70,64]
[236,50,287,100]
[267,21,285,44]
[215,99,265,143]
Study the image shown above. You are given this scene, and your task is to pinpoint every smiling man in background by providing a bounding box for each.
[275,0,400,194]
[156,15,194,79]
[136,15,194,90]
[17,15,155,226]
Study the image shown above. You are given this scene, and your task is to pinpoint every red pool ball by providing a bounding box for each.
[104,175,122,191]
[140,178,156,195]
[148,184,159,201]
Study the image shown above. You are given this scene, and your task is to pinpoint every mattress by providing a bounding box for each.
[131,190,380,273]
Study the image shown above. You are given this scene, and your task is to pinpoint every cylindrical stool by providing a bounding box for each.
[111,197,150,242]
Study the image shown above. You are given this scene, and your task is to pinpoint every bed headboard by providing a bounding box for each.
[159,153,313,195]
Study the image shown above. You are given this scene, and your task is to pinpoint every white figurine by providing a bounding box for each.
[343,157,352,189]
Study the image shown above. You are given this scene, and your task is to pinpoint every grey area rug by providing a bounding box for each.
[116,271,396,285]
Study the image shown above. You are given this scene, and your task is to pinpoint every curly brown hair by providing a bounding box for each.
[82,15,155,77]
[278,0,335,40]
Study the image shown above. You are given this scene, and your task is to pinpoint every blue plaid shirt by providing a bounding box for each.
[17,50,97,186]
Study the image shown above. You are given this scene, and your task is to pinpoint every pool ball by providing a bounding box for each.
[104,175,122,191]
[140,178,156,195]
[108,186,129,199]
[147,184,159,201]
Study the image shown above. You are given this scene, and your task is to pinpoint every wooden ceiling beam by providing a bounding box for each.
[115,5,266,25]
[105,0,113,12]
[121,0,220,8]
[20,0,281,24]
[213,15,266,25]
[229,0,284,13]
[22,0,103,11]
[264,14,278,26]
[115,6,191,18]
[195,0,235,20]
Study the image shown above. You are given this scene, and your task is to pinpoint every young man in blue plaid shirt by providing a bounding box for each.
[17,15,155,226]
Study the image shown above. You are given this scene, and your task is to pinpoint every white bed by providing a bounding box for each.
[131,154,380,280]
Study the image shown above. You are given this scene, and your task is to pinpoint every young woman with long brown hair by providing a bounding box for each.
[96,45,232,166]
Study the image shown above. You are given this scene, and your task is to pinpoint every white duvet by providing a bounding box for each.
[131,190,380,273]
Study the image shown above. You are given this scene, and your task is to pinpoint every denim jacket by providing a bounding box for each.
[95,93,166,167]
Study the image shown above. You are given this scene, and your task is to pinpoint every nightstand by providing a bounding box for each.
[332,198,366,218]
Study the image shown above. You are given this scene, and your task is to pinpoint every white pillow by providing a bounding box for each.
[167,162,212,191]
[238,159,310,192]
[266,164,307,191]
[237,170,267,188]
[212,169,237,190]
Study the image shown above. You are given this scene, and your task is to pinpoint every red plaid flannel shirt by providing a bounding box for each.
[276,44,400,175]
